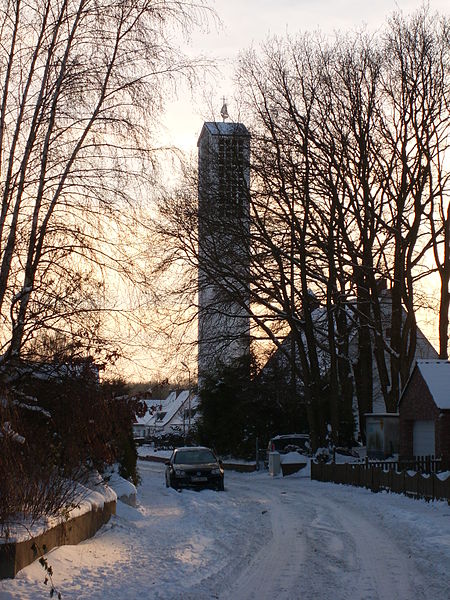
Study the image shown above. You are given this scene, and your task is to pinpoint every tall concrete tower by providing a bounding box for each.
[197,117,251,384]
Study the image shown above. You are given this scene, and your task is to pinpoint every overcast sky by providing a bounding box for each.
[160,0,449,154]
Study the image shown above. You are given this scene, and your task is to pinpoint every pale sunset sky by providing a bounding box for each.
[160,0,449,153]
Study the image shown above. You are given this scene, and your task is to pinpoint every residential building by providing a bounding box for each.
[399,360,450,461]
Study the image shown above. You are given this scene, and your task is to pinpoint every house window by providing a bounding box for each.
[156,411,166,422]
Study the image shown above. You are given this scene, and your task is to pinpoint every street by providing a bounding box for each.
[1,461,449,599]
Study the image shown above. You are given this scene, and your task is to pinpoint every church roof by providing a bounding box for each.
[198,121,249,145]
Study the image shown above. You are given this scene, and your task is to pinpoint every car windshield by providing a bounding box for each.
[174,449,216,464]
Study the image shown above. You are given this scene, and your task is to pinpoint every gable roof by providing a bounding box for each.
[146,391,188,428]
[168,394,200,428]
[416,360,450,410]
[133,399,164,426]
[259,291,439,413]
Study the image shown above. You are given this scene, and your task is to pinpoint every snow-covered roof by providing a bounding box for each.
[133,398,164,426]
[416,360,450,410]
[169,394,200,427]
[146,390,192,429]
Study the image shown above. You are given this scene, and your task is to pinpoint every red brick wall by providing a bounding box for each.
[399,368,442,458]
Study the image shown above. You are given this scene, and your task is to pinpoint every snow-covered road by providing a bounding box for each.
[1,461,449,600]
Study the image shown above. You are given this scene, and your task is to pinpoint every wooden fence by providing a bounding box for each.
[355,455,445,474]
[311,461,450,503]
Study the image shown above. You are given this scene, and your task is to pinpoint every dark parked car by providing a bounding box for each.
[265,434,310,467]
[165,446,225,491]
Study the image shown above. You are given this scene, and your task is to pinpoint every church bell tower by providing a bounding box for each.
[197,106,251,384]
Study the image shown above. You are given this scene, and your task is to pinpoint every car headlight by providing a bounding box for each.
[175,469,186,476]
[211,468,221,475]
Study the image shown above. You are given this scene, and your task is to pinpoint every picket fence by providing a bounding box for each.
[311,460,450,503]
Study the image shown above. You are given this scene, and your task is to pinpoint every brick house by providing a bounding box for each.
[399,360,450,461]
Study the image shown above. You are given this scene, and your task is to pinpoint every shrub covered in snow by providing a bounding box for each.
[314,447,332,463]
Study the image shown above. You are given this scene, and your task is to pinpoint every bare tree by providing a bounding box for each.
[0,0,211,370]
[154,8,450,449]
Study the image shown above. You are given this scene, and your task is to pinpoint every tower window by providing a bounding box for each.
[217,136,246,212]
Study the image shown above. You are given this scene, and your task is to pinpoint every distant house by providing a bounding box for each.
[133,390,199,440]
[259,286,438,441]
[399,360,450,461]
[165,392,199,435]
[363,288,438,414]
[146,391,179,437]
[132,398,163,442]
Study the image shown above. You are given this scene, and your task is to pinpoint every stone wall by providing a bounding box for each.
[0,500,116,579]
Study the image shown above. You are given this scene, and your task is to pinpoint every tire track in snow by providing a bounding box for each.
[220,482,309,600]
[221,476,440,600]
[297,487,419,600]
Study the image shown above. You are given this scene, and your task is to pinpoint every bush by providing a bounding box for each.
[0,373,142,534]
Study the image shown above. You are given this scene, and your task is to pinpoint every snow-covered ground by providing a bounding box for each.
[1,461,449,600]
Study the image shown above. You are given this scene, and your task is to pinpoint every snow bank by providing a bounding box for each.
[280,451,308,464]
[107,472,137,507]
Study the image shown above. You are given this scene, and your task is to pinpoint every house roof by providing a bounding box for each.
[133,398,165,426]
[259,291,438,413]
[416,360,450,410]
[169,395,200,427]
[258,304,335,385]
[147,391,188,428]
